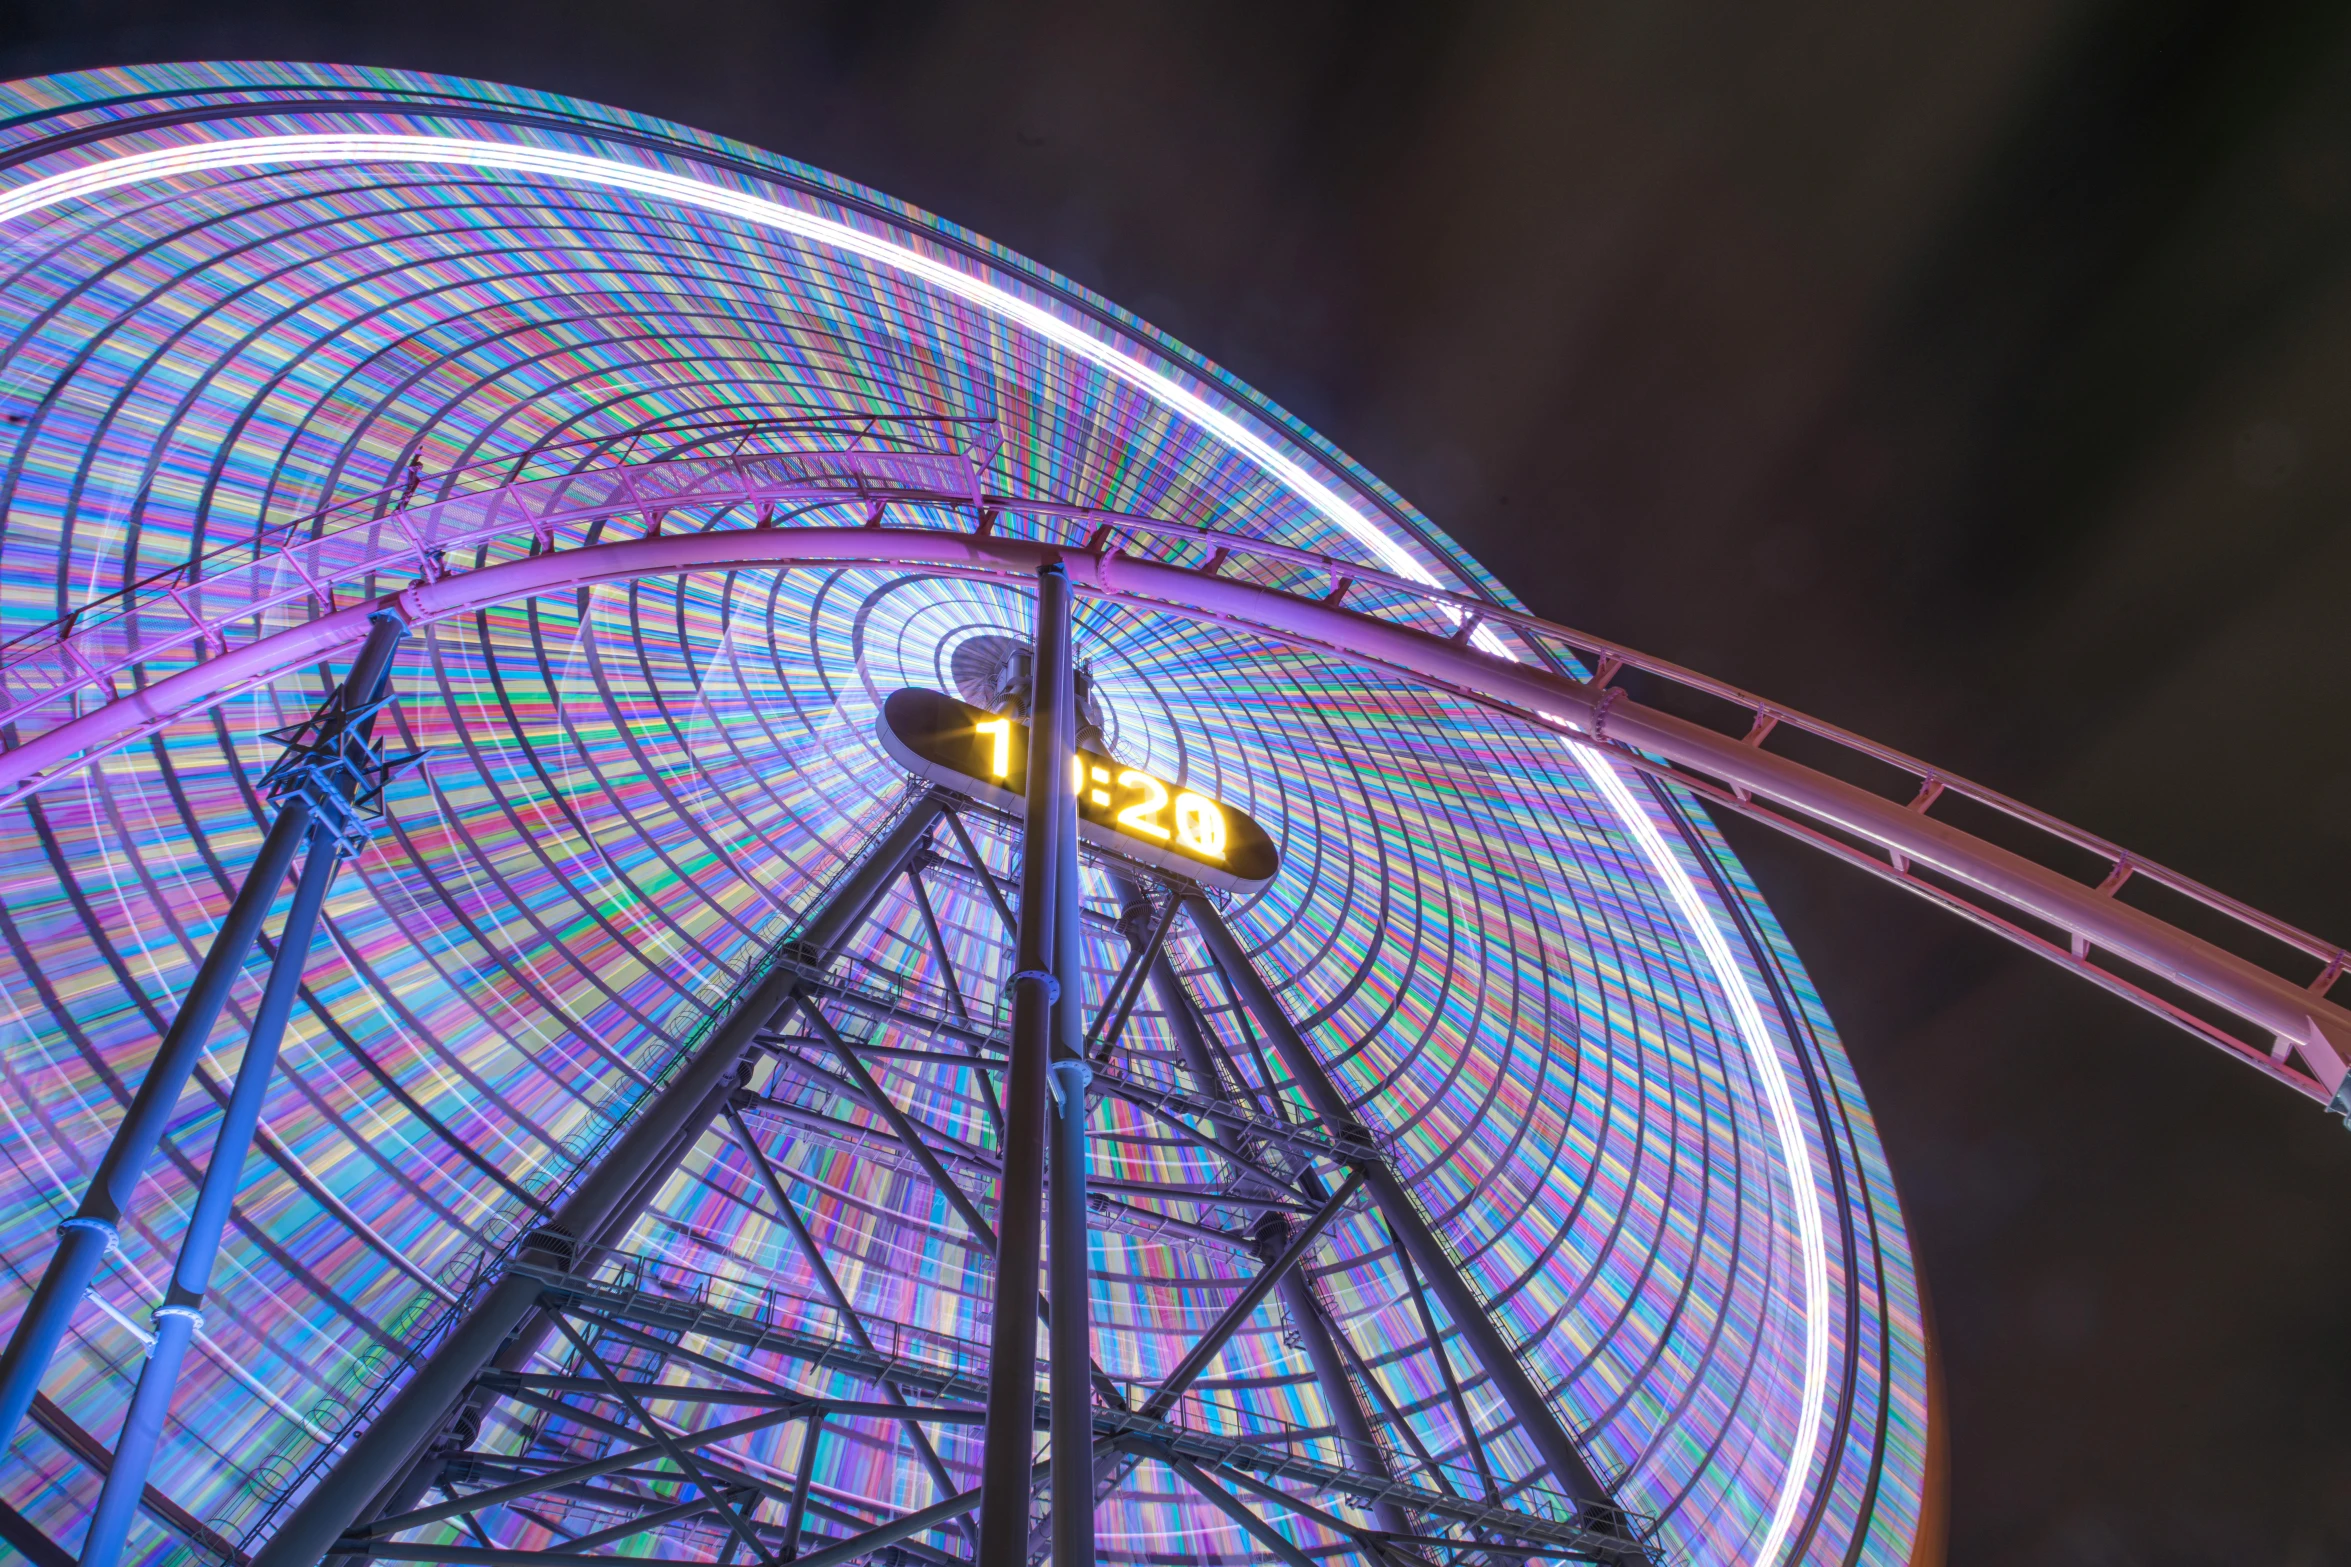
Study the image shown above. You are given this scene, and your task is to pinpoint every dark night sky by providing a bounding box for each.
[7,4,2351,1562]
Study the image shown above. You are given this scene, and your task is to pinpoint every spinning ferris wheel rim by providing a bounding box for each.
[0,129,1461,597]
[0,64,1931,1567]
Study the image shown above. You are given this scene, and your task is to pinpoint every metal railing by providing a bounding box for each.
[229,904,828,1553]
[0,412,995,734]
[507,1264,1662,1561]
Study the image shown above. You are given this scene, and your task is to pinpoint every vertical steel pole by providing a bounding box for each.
[79,823,343,1567]
[975,560,1073,1567]
[254,796,947,1567]
[0,610,407,1457]
[1047,724,1092,1567]
[1181,894,1611,1512]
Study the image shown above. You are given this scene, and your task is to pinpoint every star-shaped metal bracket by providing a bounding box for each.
[256,684,425,856]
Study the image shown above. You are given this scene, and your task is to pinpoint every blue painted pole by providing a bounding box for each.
[77,823,343,1567]
[0,608,405,1457]
[0,796,311,1460]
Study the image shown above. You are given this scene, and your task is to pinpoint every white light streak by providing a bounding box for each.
[1573,751,1831,1564]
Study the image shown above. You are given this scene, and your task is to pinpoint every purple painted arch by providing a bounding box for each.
[14,523,2343,1106]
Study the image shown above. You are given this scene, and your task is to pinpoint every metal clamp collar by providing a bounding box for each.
[1048,1056,1094,1112]
[1010,969,1061,1004]
[56,1215,117,1248]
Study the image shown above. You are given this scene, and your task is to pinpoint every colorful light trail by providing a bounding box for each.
[0,63,1929,1567]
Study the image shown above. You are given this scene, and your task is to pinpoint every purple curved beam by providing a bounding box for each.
[6,526,2343,1107]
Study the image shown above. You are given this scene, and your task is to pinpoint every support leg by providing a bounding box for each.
[0,797,310,1458]
[330,1066,750,1567]
[1394,1232,1500,1504]
[1115,872,1411,1534]
[1047,797,1092,1567]
[0,609,408,1455]
[1269,1227,1416,1540]
[1181,894,1612,1514]
[80,823,344,1567]
[975,560,1074,1567]
[782,1413,823,1559]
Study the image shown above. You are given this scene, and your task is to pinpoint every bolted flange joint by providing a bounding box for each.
[1010,968,1061,1004]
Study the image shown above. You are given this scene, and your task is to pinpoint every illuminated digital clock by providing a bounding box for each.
[875,688,1279,894]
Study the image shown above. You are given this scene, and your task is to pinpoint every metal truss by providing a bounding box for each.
[244,787,954,1567]
[329,1263,1655,1567]
[213,572,1664,1567]
[0,578,1682,1567]
[736,961,1634,1546]
[242,820,1660,1566]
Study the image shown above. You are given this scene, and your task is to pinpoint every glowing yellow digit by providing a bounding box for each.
[975,718,1012,780]
[1115,769,1173,840]
[1173,791,1227,861]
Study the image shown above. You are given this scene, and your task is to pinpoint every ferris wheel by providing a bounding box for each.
[0,62,2331,1567]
